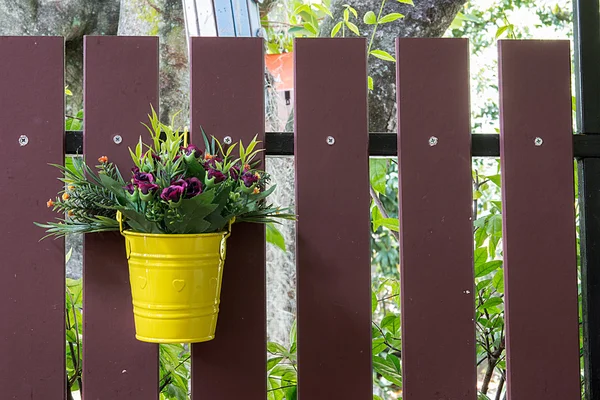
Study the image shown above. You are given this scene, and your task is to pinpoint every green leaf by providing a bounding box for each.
[285,386,298,400]
[374,396,384,400]
[267,356,284,370]
[373,355,402,386]
[378,12,404,24]
[479,296,503,310]
[363,10,377,24]
[487,174,502,187]
[266,223,286,252]
[122,209,162,234]
[303,22,317,35]
[372,290,378,313]
[381,313,400,335]
[267,342,288,356]
[475,227,487,248]
[474,247,488,266]
[495,25,513,39]
[313,3,332,17]
[486,214,502,235]
[372,338,387,355]
[397,0,413,3]
[368,76,374,90]
[492,270,505,294]
[345,21,360,35]
[343,4,358,18]
[475,260,502,278]
[370,49,396,62]
[331,21,343,37]
[370,158,388,193]
[373,218,399,232]
[66,329,77,343]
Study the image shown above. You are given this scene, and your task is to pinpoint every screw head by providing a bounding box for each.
[428,136,438,146]
[534,137,543,146]
[326,136,335,145]
[113,135,123,145]
[18,135,29,147]
[223,136,233,145]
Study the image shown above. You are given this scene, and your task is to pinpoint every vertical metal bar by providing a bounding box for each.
[294,38,372,399]
[396,38,476,400]
[83,36,159,399]
[190,37,266,400]
[0,36,65,398]
[574,1,600,398]
[499,40,581,400]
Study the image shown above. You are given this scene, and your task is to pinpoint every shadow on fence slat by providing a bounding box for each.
[83,36,160,399]
[499,40,581,400]
[0,36,66,399]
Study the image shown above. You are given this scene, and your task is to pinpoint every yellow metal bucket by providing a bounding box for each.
[122,229,229,343]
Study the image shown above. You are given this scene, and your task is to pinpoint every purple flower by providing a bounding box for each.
[171,178,188,189]
[182,144,202,158]
[133,171,155,184]
[185,177,202,198]
[241,171,259,187]
[161,185,185,203]
[229,164,241,180]
[207,168,226,184]
[204,154,223,168]
[124,183,136,194]
[138,182,159,195]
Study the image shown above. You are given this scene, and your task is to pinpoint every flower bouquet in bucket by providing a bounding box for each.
[37,109,293,343]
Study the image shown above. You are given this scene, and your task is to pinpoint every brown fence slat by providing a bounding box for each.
[0,36,65,399]
[499,40,580,400]
[83,36,159,399]
[396,38,476,399]
[294,38,372,399]
[190,37,266,399]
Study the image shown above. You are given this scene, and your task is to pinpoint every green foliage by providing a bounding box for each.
[38,108,294,238]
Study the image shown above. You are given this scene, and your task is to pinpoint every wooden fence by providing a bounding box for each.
[0,36,581,399]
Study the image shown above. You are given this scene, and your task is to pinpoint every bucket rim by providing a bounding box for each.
[122,229,227,239]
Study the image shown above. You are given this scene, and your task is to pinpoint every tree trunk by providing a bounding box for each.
[119,0,189,124]
[0,0,120,115]
[320,0,467,132]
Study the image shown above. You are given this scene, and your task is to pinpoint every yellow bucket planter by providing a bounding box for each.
[122,228,230,343]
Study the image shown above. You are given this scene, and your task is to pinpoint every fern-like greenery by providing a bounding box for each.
[37,107,294,238]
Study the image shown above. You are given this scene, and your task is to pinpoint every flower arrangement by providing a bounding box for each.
[37,109,293,238]
[37,109,293,343]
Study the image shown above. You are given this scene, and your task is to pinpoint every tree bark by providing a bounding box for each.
[0,0,120,115]
[320,0,467,132]
[119,0,189,124]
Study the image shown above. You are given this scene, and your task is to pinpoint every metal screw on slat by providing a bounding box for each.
[428,136,438,146]
[326,136,335,145]
[223,136,232,145]
[534,137,543,146]
[18,135,29,147]
[113,135,123,145]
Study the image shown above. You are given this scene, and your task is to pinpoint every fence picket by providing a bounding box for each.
[0,36,65,399]
[396,38,477,399]
[189,37,267,399]
[499,40,581,400]
[294,38,373,399]
[83,36,159,399]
